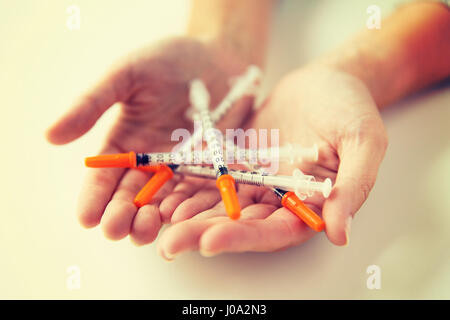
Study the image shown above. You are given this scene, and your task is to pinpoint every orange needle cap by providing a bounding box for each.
[216,174,241,220]
[281,191,325,232]
[138,165,161,173]
[134,165,173,208]
[85,151,136,168]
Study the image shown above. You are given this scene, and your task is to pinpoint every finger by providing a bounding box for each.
[158,204,287,259]
[236,203,277,220]
[323,131,388,246]
[159,177,205,223]
[173,184,277,222]
[170,184,221,223]
[190,184,279,221]
[142,175,179,224]
[157,218,222,260]
[256,187,283,207]
[199,208,315,256]
[77,145,125,228]
[100,169,150,240]
[46,64,131,145]
[129,204,162,246]
[301,190,328,210]
[190,190,257,220]
[316,144,340,171]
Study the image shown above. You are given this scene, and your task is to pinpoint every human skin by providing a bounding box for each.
[46,0,274,248]
[46,1,450,257]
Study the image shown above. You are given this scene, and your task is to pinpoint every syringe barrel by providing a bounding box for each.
[180,66,261,155]
[229,169,266,186]
[190,79,228,174]
[300,180,323,191]
[175,166,266,186]
[203,127,227,174]
[211,65,261,122]
[137,152,178,165]
[276,144,319,163]
[261,174,296,190]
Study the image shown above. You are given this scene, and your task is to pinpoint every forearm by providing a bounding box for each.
[318,2,450,109]
[187,0,276,66]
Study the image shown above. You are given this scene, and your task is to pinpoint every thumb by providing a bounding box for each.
[46,64,130,145]
[322,127,388,246]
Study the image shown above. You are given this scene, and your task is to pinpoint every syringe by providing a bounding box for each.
[226,143,318,165]
[273,143,318,163]
[178,65,261,154]
[189,79,241,220]
[84,144,318,168]
[142,161,326,231]
[271,188,325,232]
[172,165,332,200]
[230,144,326,232]
[104,67,261,209]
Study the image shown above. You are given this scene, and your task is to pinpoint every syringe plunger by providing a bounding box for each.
[292,169,332,200]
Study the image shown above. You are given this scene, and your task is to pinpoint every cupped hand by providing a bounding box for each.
[158,64,388,258]
[46,37,254,245]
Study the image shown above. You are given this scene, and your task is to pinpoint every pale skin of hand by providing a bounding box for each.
[157,64,388,258]
[46,37,256,245]
[48,35,385,257]
[161,1,449,258]
[47,2,449,258]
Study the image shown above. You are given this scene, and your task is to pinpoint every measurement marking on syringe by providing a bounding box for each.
[189,79,241,219]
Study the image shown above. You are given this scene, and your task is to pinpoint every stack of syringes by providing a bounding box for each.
[85,66,332,232]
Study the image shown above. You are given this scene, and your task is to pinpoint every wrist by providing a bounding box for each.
[186,0,275,67]
[190,33,267,67]
[312,2,450,109]
[313,43,416,109]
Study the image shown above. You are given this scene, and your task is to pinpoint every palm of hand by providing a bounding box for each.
[47,37,255,248]
[106,37,250,152]
[48,41,387,257]
[158,65,388,258]
[246,66,387,246]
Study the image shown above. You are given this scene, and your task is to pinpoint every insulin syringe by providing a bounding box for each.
[230,144,326,232]
[189,79,241,220]
[178,65,261,154]
[172,165,331,201]
[84,144,318,168]
[226,143,318,164]
[169,164,327,231]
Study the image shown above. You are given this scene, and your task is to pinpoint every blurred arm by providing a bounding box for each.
[187,0,277,66]
[318,1,450,108]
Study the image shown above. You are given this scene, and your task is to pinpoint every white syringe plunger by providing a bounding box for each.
[292,169,332,200]
[226,65,262,101]
[189,79,241,220]
[282,143,319,163]
[172,165,332,201]
[189,79,210,109]
[184,65,262,122]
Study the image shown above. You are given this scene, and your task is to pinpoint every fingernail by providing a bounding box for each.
[344,216,352,247]
[200,250,218,258]
[130,237,144,247]
[161,250,175,261]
